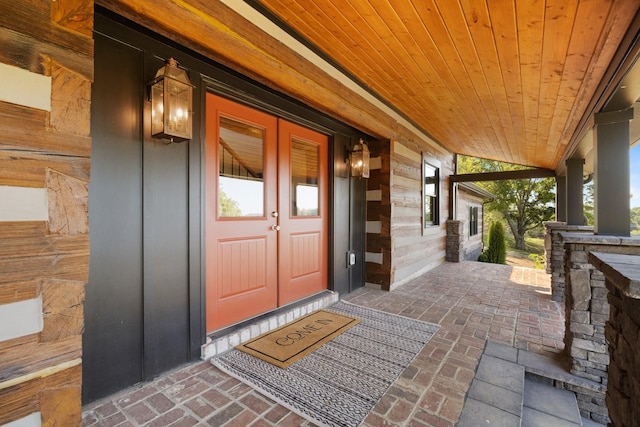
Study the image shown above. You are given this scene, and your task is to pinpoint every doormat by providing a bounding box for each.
[237,309,360,368]
[212,301,440,427]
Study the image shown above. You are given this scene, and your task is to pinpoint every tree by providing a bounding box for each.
[219,189,242,216]
[478,221,507,264]
[458,156,556,250]
[584,181,594,226]
[631,207,640,234]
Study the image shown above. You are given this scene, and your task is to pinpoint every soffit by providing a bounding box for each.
[255,0,640,169]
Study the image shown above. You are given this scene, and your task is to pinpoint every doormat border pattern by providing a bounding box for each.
[237,309,360,368]
[212,300,440,427]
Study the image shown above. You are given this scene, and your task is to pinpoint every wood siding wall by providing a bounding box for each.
[457,192,486,261]
[0,0,93,425]
[366,138,453,291]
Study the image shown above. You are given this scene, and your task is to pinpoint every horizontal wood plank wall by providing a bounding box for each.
[390,140,452,288]
[365,138,453,291]
[457,191,486,261]
[0,0,92,425]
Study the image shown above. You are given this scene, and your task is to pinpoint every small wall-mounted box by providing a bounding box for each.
[347,251,356,267]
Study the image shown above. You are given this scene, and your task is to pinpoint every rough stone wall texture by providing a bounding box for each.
[445,220,463,262]
[0,0,93,425]
[605,283,640,427]
[589,252,640,427]
[543,222,593,302]
[560,233,640,422]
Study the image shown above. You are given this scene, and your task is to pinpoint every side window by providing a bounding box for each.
[470,206,479,236]
[422,155,440,230]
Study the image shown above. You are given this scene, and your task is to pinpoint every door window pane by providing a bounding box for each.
[218,117,264,217]
[291,138,319,216]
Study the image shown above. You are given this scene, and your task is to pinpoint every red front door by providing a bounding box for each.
[277,119,328,305]
[205,94,328,332]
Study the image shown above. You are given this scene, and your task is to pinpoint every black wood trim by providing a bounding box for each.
[201,75,334,136]
[450,168,556,183]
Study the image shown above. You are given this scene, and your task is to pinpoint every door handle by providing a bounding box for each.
[271,224,280,231]
[272,211,279,218]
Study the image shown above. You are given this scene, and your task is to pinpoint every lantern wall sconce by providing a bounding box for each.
[149,57,194,143]
[350,139,370,178]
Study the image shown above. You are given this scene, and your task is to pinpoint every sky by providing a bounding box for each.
[631,144,640,208]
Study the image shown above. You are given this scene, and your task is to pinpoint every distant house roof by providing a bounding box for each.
[458,182,495,201]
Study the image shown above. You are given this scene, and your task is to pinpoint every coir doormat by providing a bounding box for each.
[212,301,440,427]
[237,309,360,368]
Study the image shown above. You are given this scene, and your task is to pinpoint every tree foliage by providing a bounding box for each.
[478,221,507,264]
[219,189,242,217]
[632,207,640,234]
[458,156,556,250]
[584,182,594,226]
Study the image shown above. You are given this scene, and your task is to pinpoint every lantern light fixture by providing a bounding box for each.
[351,139,370,178]
[149,57,194,143]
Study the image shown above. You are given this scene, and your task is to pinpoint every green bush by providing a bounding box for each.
[529,253,545,269]
[478,221,507,264]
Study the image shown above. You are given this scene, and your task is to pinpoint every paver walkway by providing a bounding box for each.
[82,261,564,426]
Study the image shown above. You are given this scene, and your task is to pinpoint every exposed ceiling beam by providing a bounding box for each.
[451,169,556,183]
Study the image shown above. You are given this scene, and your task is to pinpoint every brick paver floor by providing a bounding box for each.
[82,261,564,426]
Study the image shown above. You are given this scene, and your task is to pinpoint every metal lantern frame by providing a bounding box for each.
[351,139,370,178]
[149,57,194,143]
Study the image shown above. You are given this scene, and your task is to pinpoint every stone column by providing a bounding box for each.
[589,252,640,427]
[560,233,640,422]
[543,222,593,301]
[446,220,464,262]
[593,108,632,236]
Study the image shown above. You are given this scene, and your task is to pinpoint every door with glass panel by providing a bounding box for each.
[205,94,278,332]
[277,120,328,305]
[205,94,328,332]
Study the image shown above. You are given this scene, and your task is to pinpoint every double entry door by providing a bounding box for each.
[205,94,328,332]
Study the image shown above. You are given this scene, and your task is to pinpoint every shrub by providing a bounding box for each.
[478,221,507,264]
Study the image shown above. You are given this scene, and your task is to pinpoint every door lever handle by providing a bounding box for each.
[271,225,280,231]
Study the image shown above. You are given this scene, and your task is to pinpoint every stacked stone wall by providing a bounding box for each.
[543,222,593,302]
[560,233,640,422]
[446,220,463,262]
[589,252,640,427]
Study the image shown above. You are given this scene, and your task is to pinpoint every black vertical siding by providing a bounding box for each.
[84,32,145,402]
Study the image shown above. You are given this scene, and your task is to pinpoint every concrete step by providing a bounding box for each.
[457,341,608,427]
[457,346,524,426]
[522,377,582,426]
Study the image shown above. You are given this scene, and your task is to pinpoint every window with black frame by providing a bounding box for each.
[470,206,479,236]
[422,156,440,230]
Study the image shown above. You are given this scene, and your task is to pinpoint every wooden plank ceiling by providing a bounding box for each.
[256,0,639,169]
